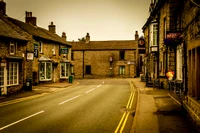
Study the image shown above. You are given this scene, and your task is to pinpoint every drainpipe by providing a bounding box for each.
[83,50,84,78]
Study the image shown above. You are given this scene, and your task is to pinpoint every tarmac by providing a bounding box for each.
[0,78,195,132]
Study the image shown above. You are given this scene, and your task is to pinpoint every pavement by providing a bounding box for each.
[131,78,199,133]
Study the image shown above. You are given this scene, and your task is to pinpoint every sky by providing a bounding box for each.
[4,0,150,41]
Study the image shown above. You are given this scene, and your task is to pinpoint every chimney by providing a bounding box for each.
[135,31,139,40]
[62,32,67,41]
[48,22,56,34]
[85,32,90,43]
[0,0,6,16]
[25,11,37,26]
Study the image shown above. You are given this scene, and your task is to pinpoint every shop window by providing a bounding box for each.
[7,62,19,85]
[39,62,52,81]
[119,66,125,75]
[60,63,69,78]
[85,65,91,74]
[120,51,125,60]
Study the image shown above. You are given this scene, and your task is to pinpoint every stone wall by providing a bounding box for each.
[72,50,137,79]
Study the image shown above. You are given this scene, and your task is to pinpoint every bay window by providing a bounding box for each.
[60,63,69,78]
[149,22,158,47]
[39,62,52,81]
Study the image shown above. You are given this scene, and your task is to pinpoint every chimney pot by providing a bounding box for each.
[0,0,6,16]
[85,32,90,43]
[48,21,56,33]
[135,31,139,40]
[25,11,37,26]
[62,32,67,41]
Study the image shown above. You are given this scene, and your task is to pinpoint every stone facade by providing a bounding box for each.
[70,33,138,79]
[142,0,200,128]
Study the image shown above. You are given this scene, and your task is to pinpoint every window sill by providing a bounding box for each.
[39,79,51,81]
[7,84,19,87]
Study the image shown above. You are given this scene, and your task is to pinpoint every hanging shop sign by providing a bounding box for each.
[34,43,38,57]
[138,37,146,54]
[60,48,68,54]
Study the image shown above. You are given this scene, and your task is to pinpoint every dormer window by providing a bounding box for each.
[10,41,16,55]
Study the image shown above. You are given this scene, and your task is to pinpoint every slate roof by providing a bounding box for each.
[0,18,28,41]
[7,17,71,47]
[70,40,137,51]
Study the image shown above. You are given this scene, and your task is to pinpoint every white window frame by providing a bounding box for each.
[10,41,16,55]
[7,62,19,86]
[176,46,183,80]
[149,22,158,49]
[39,62,52,81]
[60,63,69,78]
[39,41,43,53]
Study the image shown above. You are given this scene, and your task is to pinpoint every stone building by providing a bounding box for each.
[70,32,139,79]
[0,1,32,95]
[8,12,72,85]
[142,0,200,127]
[0,0,72,95]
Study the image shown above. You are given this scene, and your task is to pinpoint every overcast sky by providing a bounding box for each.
[5,0,150,41]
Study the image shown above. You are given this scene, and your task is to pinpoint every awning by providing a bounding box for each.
[60,58,70,63]
[38,55,52,62]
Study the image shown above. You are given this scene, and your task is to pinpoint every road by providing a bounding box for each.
[0,79,136,133]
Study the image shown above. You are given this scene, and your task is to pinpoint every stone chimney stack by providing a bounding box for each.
[25,11,37,26]
[62,32,67,41]
[48,22,56,34]
[85,33,90,43]
[0,0,6,16]
[135,31,139,40]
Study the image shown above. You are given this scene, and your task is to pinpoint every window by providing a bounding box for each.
[119,66,125,75]
[150,23,158,47]
[39,41,43,53]
[120,51,125,60]
[163,17,167,39]
[7,62,19,85]
[0,67,4,87]
[39,62,52,81]
[85,65,91,74]
[176,47,183,80]
[71,51,74,60]
[60,63,69,78]
[10,41,16,55]
[52,44,56,55]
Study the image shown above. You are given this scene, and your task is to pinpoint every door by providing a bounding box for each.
[0,63,7,95]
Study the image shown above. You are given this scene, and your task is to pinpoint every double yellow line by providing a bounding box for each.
[115,91,135,133]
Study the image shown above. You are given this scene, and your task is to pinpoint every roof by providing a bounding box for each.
[7,17,71,47]
[70,40,137,51]
[0,18,28,41]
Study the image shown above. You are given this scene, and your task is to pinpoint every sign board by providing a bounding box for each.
[27,53,34,60]
[34,43,38,57]
[60,48,68,54]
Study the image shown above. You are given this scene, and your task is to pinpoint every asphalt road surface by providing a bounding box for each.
[0,79,136,133]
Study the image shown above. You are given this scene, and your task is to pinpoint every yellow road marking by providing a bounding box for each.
[115,91,135,133]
